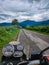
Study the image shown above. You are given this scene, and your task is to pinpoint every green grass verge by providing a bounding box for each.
[24,26,49,35]
[0,26,20,61]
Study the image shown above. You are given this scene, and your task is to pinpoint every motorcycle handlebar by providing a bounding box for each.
[40,47,49,55]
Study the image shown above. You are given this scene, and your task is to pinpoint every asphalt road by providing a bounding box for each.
[18,29,49,59]
[24,30,49,43]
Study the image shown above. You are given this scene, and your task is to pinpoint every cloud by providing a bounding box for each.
[0,0,49,23]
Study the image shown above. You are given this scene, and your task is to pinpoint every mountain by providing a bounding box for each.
[19,20,38,26]
[0,22,12,26]
[41,20,49,25]
[0,20,49,26]
[19,20,49,27]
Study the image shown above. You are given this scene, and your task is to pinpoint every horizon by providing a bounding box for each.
[0,19,49,24]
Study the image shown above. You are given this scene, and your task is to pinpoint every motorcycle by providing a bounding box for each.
[0,41,49,65]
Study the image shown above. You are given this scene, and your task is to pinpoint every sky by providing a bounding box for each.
[0,0,49,23]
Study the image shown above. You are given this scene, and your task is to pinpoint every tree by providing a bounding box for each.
[12,19,18,25]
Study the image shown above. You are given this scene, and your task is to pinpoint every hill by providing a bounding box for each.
[0,22,12,26]
[19,20,49,27]
[0,20,49,26]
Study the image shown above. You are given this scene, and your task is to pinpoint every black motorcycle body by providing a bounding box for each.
[1,42,49,65]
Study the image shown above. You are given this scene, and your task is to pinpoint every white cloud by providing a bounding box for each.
[31,11,49,21]
[0,0,49,23]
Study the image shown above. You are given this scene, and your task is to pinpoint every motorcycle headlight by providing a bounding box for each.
[17,44,23,51]
[2,44,14,57]
[13,51,23,57]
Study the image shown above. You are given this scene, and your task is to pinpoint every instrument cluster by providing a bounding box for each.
[2,44,24,58]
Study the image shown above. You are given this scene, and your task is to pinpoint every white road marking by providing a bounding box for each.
[9,30,21,45]
[17,30,21,42]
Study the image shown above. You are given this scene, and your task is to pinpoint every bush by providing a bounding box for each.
[25,25,49,35]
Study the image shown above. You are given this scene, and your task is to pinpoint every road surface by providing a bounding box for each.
[18,29,49,59]
[9,29,49,59]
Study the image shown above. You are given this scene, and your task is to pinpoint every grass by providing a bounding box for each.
[24,26,49,35]
[0,26,20,61]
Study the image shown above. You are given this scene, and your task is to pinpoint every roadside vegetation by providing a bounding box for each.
[0,26,20,61]
[24,26,49,35]
[0,19,20,61]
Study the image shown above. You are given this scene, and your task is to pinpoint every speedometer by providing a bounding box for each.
[2,44,14,57]
[17,44,23,51]
[13,51,23,57]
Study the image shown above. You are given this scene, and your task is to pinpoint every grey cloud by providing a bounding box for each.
[21,0,40,3]
[0,0,49,22]
[28,0,40,3]
[0,17,5,20]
